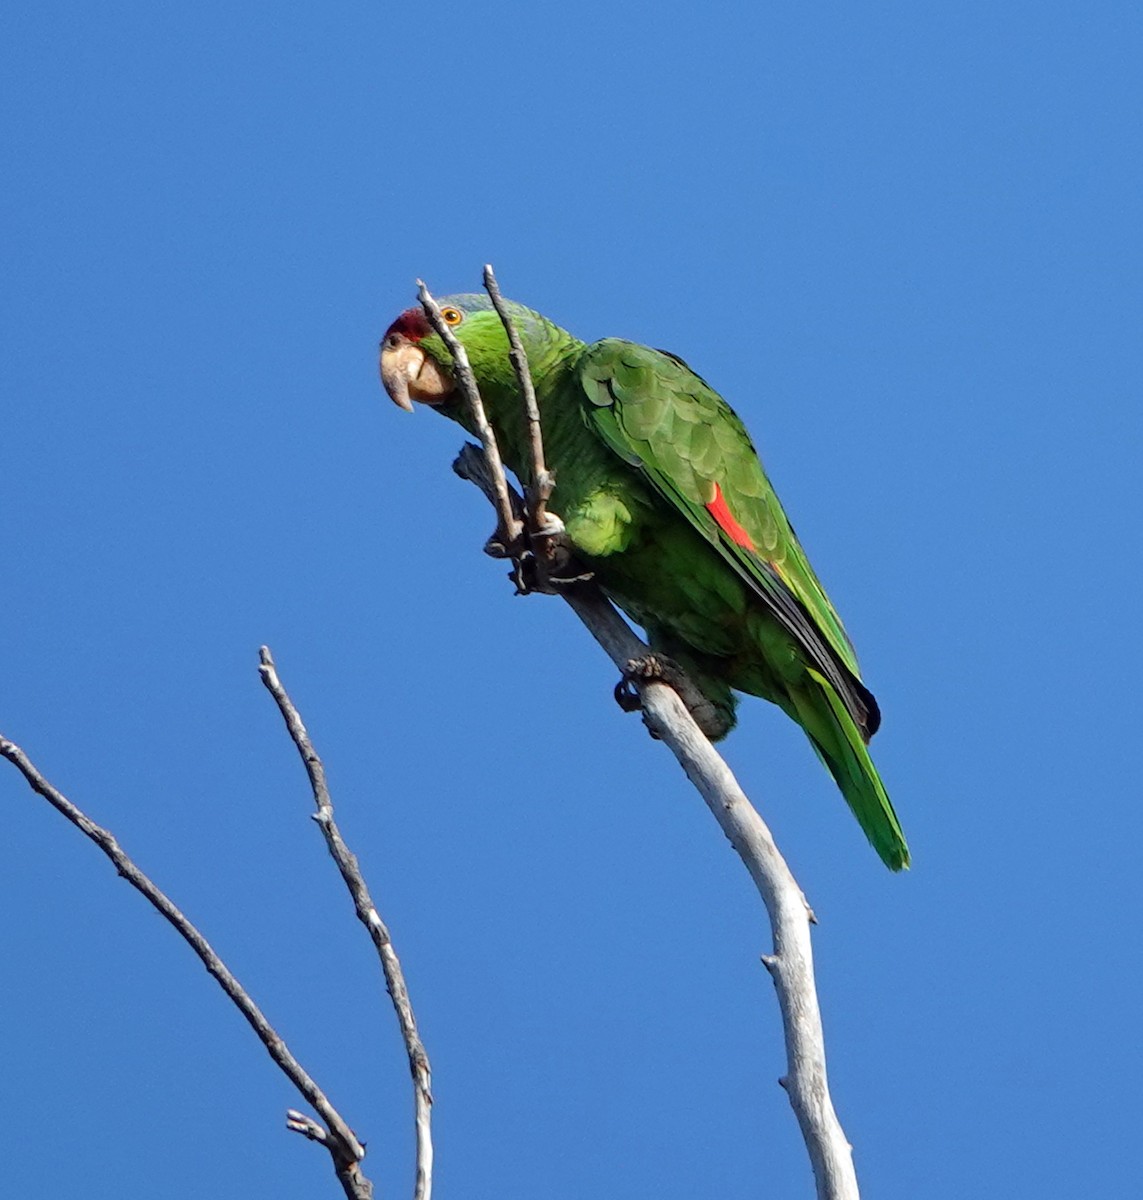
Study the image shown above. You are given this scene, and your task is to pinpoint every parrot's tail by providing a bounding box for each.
[790,668,910,871]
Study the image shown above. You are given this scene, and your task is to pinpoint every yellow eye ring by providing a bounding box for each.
[441,306,463,326]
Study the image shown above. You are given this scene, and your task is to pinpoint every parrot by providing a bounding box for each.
[380,294,908,870]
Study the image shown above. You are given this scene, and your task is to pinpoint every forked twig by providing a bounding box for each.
[417,280,522,554]
[0,735,373,1200]
[431,267,861,1200]
[259,647,434,1200]
[482,263,555,530]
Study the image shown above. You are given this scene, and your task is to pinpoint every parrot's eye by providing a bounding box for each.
[441,306,464,326]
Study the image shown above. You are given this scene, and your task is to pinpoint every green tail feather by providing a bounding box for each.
[791,669,910,871]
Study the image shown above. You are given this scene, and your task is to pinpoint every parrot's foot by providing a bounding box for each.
[485,513,594,595]
[614,655,733,741]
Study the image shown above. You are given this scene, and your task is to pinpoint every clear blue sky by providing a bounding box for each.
[2,2,1140,1196]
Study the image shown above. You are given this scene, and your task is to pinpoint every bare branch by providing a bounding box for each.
[439,270,860,1200]
[287,1109,331,1144]
[0,735,373,1200]
[553,590,855,1198]
[259,647,433,1200]
[482,263,554,529]
[417,279,522,555]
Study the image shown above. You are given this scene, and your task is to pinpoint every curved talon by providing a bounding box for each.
[614,656,670,714]
[613,676,643,713]
[613,674,663,740]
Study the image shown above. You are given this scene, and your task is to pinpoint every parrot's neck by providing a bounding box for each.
[445,324,586,486]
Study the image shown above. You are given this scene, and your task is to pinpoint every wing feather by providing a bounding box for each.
[577,338,880,737]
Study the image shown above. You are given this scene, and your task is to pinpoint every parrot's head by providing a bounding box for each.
[379,293,549,413]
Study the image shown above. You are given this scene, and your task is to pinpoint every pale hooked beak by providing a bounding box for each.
[379,332,453,412]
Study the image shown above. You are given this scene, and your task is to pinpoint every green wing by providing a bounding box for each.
[577,338,879,737]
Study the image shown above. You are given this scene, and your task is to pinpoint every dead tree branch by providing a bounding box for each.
[417,279,522,555]
[435,268,861,1200]
[259,646,433,1200]
[482,263,555,530]
[0,735,373,1200]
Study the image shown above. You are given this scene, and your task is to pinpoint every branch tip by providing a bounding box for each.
[286,1111,329,1143]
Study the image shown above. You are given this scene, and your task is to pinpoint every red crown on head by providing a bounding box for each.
[385,306,431,342]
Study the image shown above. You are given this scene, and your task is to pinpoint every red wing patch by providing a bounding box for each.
[706,484,756,551]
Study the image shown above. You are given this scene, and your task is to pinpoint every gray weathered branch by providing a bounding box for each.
[435,268,861,1200]
[0,734,373,1200]
[418,279,522,554]
[482,263,554,530]
[259,646,433,1200]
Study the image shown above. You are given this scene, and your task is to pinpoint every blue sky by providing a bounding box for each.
[2,2,1140,1196]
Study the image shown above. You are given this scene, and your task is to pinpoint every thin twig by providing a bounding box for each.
[0,735,373,1200]
[417,279,522,553]
[439,273,861,1200]
[482,263,554,529]
[259,647,434,1200]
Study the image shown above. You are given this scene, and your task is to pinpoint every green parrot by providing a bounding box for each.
[380,295,908,870]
